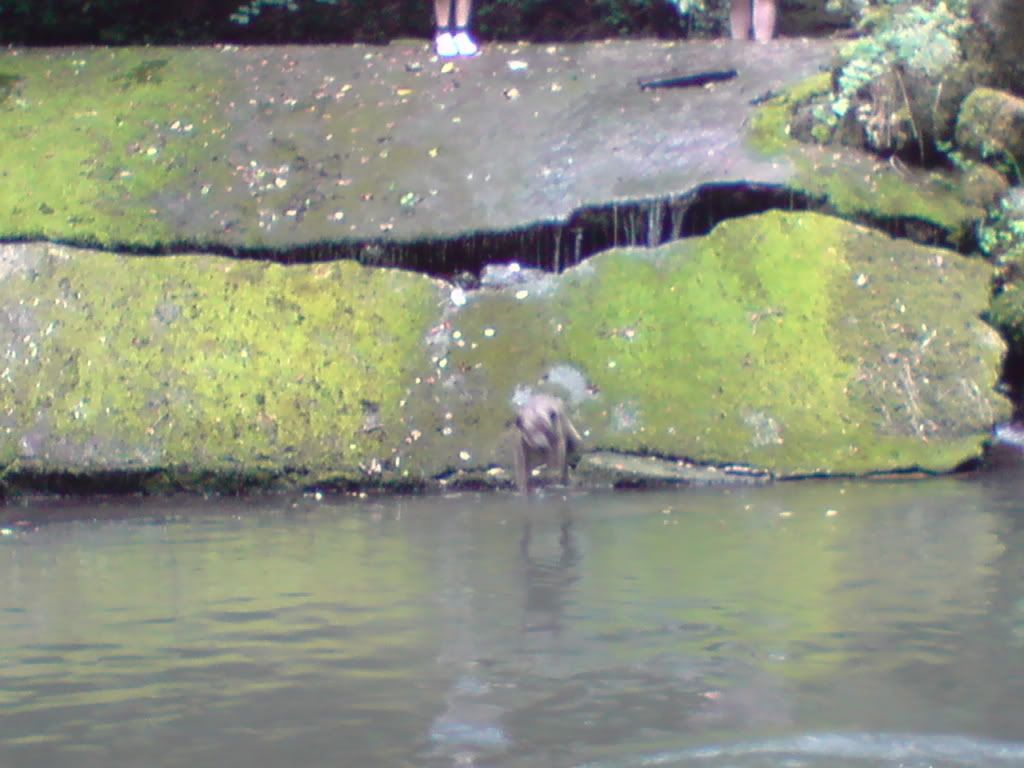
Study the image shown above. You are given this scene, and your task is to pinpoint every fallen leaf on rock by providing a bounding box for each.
[441,62,456,74]
[504,87,520,100]
[507,60,528,71]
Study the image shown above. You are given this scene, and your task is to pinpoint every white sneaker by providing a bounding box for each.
[452,30,479,57]
[435,31,457,58]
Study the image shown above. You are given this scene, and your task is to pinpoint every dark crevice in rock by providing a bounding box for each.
[1,470,169,498]
[229,184,958,277]
[236,183,820,278]
[17,182,961,279]
[1001,346,1024,420]
[0,469,294,498]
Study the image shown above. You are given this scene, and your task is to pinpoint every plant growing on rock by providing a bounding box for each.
[979,188,1024,279]
[812,0,972,161]
[979,188,1024,376]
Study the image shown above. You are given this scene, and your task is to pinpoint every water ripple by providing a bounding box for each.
[579,732,1024,767]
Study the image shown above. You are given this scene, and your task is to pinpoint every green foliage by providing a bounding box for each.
[1,0,710,44]
[813,0,970,157]
[230,0,304,25]
[836,0,967,113]
[978,190,1024,271]
[662,0,739,36]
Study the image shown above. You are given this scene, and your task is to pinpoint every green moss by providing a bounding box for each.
[0,248,444,485]
[0,213,1008,487]
[747,73,982,240]
[0,49,230,246]
[748,72,832,156]
[799,156,978,238]
[117,58,169,87]
[0,72,21,106]
[446,211,1008,476]
[558,212,864,470]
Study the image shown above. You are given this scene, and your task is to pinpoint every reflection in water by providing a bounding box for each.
[0,473,1023,767]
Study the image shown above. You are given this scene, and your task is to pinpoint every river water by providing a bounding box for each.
[1,469,1023,768]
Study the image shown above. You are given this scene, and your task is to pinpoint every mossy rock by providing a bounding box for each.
[0,211,1010,491]
[440,210,1010,477]
[955,87,1024,181]
[0,242,450,489]
[749,75,985,244]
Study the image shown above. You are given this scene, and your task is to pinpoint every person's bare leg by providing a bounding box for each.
[730,0,751,40]
[434,0,451,29]
[453,0,473,29]
[451,0,478,55]
[753,0,776,42]
[434,0,459,56]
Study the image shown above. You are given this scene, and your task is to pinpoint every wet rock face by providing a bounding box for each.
[436,210,1010,478]
[0,242,451,490]
[0,211,1011,490]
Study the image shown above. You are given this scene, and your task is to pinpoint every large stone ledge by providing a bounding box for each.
[0,41,983,253]
[0,211,1009,492]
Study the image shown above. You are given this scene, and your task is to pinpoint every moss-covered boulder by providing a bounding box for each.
[0,242,452,490]
[439,210,1009,478]
[0,211,1010,492]
[955,87,1024,179]
[750,74,984,245]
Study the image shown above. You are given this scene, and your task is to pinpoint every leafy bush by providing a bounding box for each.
[811,0,972,160]
[979,189,1024,276]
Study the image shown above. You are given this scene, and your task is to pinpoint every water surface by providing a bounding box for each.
[2,470,1023,767]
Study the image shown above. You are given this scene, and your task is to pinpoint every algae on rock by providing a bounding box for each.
[0,212,1010,490]
[440,211,1009,477]
[748,74,985,244]
[0,242,449,488]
